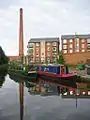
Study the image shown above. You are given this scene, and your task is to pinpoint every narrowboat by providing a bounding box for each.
[36,64,76,80]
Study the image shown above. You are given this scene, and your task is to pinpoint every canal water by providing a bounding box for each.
[0,73,90,120]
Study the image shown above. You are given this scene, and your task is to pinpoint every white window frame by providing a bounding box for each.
[81,39,85,42]
[29,43,33,47]
[36,43,39,47]
[70,39,73,43]
[63,39,67,44]
[63,50,67,54]
[82,49,85,52]
[82,44,84,48]
[76,49,79,52]
[52,42,57,46]
[69,49,73,53]
[70,44,73,49]
[63,45,67,49]
[47,42,50,46]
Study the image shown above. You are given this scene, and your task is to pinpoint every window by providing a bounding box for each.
[70,44,73,49]
[76,49,79,52]
[70,39,73,43]
[47,47,50,51]
[47,52,51,56]
[63,39,67,44]
[75,38,79,49]
[87,44,90,49]
[42,53,44,55]
[87,39,90,44]
[82,49,85,52]
[76,44,79,51]
[36,58,39,61]
[36,49,39,52]
[69,49,73,53]
[29,43,33,47]
[82,44,84,48]
[63,45,67,49]
[36,43,39,47]
[52,47,56,51]
[76,38,79,43]
[41,57,44,61]
[47,42,50,46]
[81,39,85,42]
[52,42,57,46]
[47,57,50,62]
[63,50,67,54]
[36,53,39,57]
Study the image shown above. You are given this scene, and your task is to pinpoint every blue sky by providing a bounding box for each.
[0,0,90,55]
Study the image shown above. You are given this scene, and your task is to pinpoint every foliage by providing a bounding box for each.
[0,46,9,65]
[9,60,23,70]
[56,52,65,65]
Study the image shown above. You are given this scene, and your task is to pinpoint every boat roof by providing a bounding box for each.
[41,64,65,66]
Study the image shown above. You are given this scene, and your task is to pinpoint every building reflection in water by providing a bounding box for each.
[9,73,90,115]
[26,79,76,97]
[19,82,24,120]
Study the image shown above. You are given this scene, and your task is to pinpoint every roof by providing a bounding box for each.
[61,34,90,40]
[29,37,59,43]
[8,56,20,61]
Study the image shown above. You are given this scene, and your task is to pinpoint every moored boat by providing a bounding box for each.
[36,64,76,80]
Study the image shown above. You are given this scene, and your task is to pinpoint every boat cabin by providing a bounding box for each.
[36,64,69,75]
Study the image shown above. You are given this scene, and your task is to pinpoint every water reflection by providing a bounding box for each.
[9,74,90,99]
[0,68,8,88]
[8,74,90,120]
[19,83,24,120]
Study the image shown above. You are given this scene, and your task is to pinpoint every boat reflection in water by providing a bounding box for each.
[9,74,90,98]
[9,74,90,119]
[25,78,77,96]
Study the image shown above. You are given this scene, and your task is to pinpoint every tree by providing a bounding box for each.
[0,46,9,65]
[56,52,65,65]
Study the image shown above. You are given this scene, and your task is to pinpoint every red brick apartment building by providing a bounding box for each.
[27,38,59,64]
[61,34,90,64]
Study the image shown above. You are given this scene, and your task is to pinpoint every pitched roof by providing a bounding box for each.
[61,34,90,40]
[29,37,59,43]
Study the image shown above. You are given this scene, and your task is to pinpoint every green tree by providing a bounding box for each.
[0,46,9,65]
[56,52,65,65]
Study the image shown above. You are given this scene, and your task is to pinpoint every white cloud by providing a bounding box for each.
[0,0,90,55]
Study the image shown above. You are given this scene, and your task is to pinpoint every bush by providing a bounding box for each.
[56,53,65,65]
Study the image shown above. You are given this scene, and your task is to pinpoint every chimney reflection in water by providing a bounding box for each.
[19,83,24,120]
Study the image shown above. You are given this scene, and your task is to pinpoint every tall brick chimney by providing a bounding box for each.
[19,8,24,57]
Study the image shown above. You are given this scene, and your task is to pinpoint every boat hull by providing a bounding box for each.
[37,71,77,87]
[38,71,76,79]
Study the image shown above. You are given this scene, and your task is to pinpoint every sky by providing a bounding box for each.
[0,0,90,55]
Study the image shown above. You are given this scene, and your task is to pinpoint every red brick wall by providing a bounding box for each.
[8,56,20,61]
[64,52,90,64]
